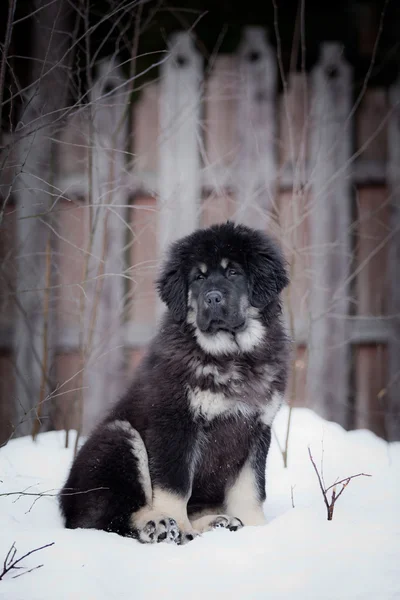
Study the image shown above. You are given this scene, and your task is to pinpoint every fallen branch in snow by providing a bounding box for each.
[0,486,108,513]
[308,447,371,520]
[0,542,54,581]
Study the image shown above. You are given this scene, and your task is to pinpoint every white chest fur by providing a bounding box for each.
[187,386,256,421]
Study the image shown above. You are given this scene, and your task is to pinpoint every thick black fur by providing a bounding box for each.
[60,222,290,543]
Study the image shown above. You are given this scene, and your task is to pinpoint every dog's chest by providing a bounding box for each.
[187,361,275,421]
[188,387,254,420]
[191,417,254,495]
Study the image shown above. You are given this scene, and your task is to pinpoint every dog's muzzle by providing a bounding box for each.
[196,289,245,333]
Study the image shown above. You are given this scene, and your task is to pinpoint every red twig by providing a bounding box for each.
[308,446,371,521]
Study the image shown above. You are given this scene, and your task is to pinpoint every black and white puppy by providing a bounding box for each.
[60,222,290,544]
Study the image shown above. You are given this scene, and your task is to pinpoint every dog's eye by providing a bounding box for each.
[196,273,205,281]
[228,269,238,276]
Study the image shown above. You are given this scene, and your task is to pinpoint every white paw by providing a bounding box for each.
[190,513,244,533]
[178,529,200,545]
[137,517,180,544]
[210,515,243,531]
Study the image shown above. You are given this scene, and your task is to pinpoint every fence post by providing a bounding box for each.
[387,78,400,440]
[13,0,72,437]
[354,89,388,437]
[158,33,202,260]
[308,44,352,428]
[202,54,238,225]
[235,27,277,228]
[81,59,128,434]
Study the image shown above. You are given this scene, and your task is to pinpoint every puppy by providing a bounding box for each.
[60,222,290,544]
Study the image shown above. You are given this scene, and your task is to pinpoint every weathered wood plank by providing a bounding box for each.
[158,33,202,257]
[235,27,277,228]
[278,73,311,349]
[129,84,159,345]
[355,187,389,433]
[355,345,387,438]
[356,89,388,163]
[355,190,389,320]
[133,83,159,175]
[279,73,308,178]
[80,59,128,434]
[13,0,73,436]
[203,54,237,203]
[0,316,392,354]
[52,353,83,433]
[354,88,390,436]
[387,78,400,440]
[130,196,158,327]
[125,157,387,197]
[308,44,352,428]
[0,353,14,445]
[56,200,87,335]
[202,54,238,226]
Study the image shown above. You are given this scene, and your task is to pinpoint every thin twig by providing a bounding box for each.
[324,473,372,494]
[308,446,371,521]
[308,446,331,514]
[0,542,54,581]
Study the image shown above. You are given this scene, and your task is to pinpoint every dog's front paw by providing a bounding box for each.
[190,513,244,533]
[178,528,200,545]
[137,517,180,544]
[210,515,243,532]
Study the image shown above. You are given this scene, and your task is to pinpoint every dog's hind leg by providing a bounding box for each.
[60,420,153,538]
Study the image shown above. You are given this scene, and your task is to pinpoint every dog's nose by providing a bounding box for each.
[205,290,223,306]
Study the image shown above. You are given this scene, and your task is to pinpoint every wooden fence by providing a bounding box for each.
[0,27,399,443]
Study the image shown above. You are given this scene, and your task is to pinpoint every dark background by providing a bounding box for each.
[1,0,400,130]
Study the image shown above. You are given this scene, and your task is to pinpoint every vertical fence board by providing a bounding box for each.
[133,83,160,176]
[355,191,389,315]
[13,0,72,436]
[355,345,387,436]
[0,205,15,339]
[202,55,238,226]
[279,73,309,177]
[387,79,400,440]
[52,199,86,431]
[278,74,311,341]
[81,60,128,434]
[128,83,160,370]
[130,197,158,330]
[278,73,311,408]
[354,89,389,435]
[355,189,389,435]
[0,354,14,445]
[356,89,387,162]
[53,353,83,433]
[158,33,202,259]
[56,200,87,334]
[235,27,277,228]
[131,84,159,329]
[0,206,15,443]
[308,44,352,427]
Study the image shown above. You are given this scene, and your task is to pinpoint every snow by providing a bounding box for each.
[1,406,399,600]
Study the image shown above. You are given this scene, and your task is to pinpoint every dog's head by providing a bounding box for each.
[156,222,289,354]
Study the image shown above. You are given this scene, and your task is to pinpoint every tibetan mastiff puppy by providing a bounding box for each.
[60,222,290,544]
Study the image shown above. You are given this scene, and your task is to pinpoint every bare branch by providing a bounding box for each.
[0,542,54,581]
[308,446,372,520]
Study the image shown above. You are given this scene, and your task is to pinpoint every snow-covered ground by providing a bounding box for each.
[0,407,399,600]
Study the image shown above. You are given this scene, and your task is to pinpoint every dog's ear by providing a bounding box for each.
[249,240,289,309]
[156,259,188,322]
